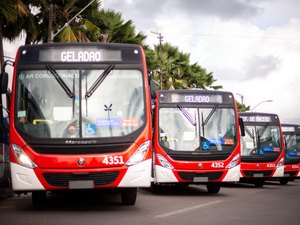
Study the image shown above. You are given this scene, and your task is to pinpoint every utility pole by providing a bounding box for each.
[151,31,164,90]
[151,31,164,57]
[236,93,244,104]
[48,4,54,42]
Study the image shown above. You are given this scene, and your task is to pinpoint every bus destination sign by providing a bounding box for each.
[281,126,295,132]
[159,92,233,104]
[240,115,272,123]
[39,48,122,62]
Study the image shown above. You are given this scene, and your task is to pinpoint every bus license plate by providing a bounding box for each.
[253,173,263,178]
[193,177,208,182]
[69,180,94,189]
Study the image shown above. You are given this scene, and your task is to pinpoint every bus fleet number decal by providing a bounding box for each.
[102,156,124,165]
[211,162,224,168]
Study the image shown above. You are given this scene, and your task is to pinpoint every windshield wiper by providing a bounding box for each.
[202,105,217,127]
[245,127,255,139]
[85,64,115,98]
[46,65,74,98]
[177,104,196,126]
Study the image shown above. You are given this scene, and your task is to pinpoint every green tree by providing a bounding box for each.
[237,102,250,112]
[0,0,29,72]
[88,9,146,44]
[146,42,221,90]
[28,0,101,43]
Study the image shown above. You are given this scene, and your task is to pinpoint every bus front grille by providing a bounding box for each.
[178,172,223,181]
[243,170,273,177]
[43,171,120,187]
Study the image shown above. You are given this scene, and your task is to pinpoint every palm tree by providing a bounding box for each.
[0,0,29,72]
[237,102,250,112]
[88,9,146,44]
[27,0,101,43]
[146,42,221,90]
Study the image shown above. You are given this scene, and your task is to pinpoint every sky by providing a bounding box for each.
[3,0,300,124]
[101,0,300,124]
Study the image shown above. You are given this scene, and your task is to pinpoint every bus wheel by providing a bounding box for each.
[32,191,46,208]
[121,188,137,205]
[279,178,289,185]
[206,183,221,194]
[254,179,264,188]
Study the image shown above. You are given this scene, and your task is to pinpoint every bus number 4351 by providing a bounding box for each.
[102,156,125,165]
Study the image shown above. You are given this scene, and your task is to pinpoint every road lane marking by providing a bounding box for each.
[155,200,222,218]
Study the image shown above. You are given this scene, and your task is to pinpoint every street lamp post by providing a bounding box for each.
[151,31,164,90]
[251,100,273,111]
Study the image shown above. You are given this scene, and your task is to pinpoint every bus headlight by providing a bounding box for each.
[126,140,150,166]
[226,153,240,169]
[276,158,284,168]
[157,154,174,170]
[11,143,37,169]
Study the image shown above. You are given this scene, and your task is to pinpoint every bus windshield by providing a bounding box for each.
[241,125,281,156]
[15,68,145,139]
[284,133,300,157]
[159,107,236,152]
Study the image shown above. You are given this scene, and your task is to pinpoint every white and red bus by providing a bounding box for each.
[0,43,153,206]
[152,89,243,193]
[239,112,284,187]
[281,124,300,183]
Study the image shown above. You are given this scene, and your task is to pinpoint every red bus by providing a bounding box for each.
[281,124,300,183]
[152,89,243,193]
[239,112,285,187]
[0,43,153,206]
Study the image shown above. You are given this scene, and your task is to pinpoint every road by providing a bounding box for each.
[1,180,300,225]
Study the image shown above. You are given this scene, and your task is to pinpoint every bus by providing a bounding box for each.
[0,42,153,206]
[239,112,284,187]
[0,118,10,196]
[152,89,243,193]
[281,124,300,184]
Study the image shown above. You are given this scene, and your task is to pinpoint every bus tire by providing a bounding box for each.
[254,179,264,188]
[279,178,289,185]
[32,191,46,208]
[206,183,221,194]
[121,188,137,205]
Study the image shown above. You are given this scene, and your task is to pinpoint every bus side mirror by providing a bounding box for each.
[239,117,245,137]
[1,72,8,94]
[150,80,157,99]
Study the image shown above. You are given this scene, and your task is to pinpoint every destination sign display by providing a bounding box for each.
[239,114,280,124]
[17,44,142,64]
[39,48,122,62]
[281,126,295,132]
[239,116,272,123]
[159,91,234,104]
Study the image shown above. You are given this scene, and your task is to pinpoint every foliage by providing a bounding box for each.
[146,42,222,90]
[237,102,250,112]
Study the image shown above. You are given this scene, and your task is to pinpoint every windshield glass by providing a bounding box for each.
[15,69,145,139]
[158,107,236,152]
[241,125,282,156]
[283,133,300,157]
